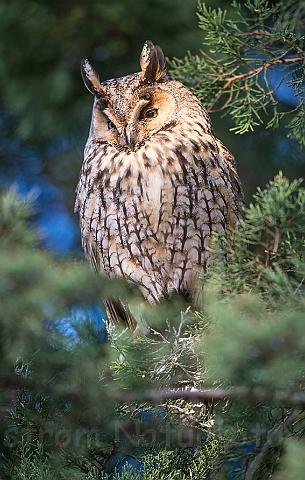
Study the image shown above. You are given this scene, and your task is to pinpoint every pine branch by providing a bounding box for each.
[245,408,300,480]
[210,55,303,103]
[169,1,305,144]
[143,387,305,407]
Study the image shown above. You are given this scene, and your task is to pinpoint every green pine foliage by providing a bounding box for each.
[196,172,305,478]
[205,171,305,298]
[0,190,223,478]
[169,1,305,146]
[2,176,305,478]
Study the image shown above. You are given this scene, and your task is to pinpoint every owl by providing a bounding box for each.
[75,40,243,328]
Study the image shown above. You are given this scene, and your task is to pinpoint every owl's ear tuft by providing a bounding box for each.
[140,40,166,83]
[81,59,106,97]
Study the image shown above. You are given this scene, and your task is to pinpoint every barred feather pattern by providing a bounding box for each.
[76,121,242,303]
[75,41,243,323]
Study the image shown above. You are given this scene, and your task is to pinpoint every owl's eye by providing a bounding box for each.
[142,108,158,119]
[107,120,116,130]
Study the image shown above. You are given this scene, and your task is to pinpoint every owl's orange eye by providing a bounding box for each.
[142,108,158,119]
[108,120,116,130]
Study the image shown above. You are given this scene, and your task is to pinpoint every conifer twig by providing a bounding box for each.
[245,408,300,480]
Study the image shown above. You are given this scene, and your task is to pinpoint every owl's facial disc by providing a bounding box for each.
[92,87,177,151]
[123,89,176,151]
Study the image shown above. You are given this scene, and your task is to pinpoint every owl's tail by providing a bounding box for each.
[103,298,136,331]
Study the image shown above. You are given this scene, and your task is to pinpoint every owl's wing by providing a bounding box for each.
[216,138,244,214]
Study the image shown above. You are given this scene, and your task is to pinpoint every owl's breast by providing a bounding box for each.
[76,133,242,301]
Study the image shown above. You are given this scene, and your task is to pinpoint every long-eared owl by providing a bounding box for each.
[75,41,243,326]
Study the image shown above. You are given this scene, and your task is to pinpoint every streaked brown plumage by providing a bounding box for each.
[75,41,243,327]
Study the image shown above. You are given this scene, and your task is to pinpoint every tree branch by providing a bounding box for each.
[143,386,305,407]
[245,408,300,480]
[203,55,304,113]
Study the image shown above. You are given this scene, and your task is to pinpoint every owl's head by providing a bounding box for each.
[81,41,206,151]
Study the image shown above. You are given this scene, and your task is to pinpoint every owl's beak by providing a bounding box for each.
[125,125,137,152]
